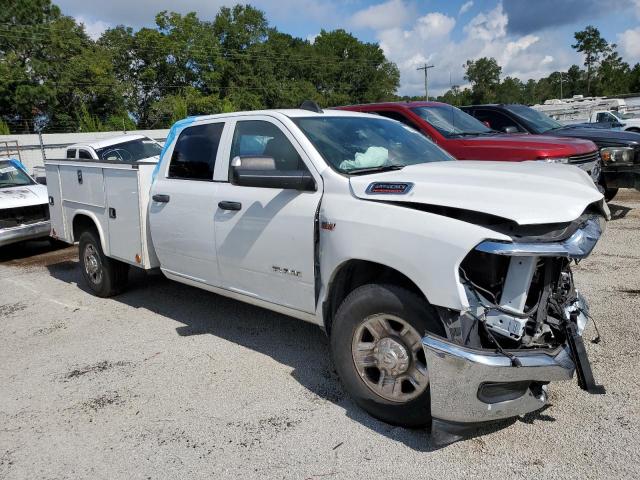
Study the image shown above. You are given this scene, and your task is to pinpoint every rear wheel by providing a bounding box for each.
[330,284,444,428]
[78,230,129,297]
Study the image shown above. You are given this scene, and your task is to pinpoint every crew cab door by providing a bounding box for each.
[149,121,227,285]
[212,116,322,314]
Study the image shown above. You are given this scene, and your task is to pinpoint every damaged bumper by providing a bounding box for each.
[423,296,589,426]
[0,220,50,247]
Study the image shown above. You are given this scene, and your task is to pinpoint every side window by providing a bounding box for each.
[66,149,76,159]
[168,122,224,180]
[229,120,306,176]
[596,112,614,123]
[78,149,92,159]
[375,110,422,131]
[474,110,522,132]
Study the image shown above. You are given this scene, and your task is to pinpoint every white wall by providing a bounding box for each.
[0,129,169,173]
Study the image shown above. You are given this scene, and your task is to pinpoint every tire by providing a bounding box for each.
[78,230,129,297]
[330,284,445,428]
[604,187,619,202]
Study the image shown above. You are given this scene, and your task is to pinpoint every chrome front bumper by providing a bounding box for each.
[423,336,576,424]
[0,220,51,247]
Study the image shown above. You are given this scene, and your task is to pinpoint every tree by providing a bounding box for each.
[496,77,523,104]
[598,46,630,96]
[572,26,609,95]
[464,57,501,103]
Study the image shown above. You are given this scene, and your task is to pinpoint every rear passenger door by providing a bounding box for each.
[149,121,227,286]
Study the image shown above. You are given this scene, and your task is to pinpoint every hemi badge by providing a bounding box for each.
[365,182,413,195]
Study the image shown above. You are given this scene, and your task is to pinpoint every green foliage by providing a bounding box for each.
[0,119,10,134]
[572,26,610,94]
[464,57,502,103]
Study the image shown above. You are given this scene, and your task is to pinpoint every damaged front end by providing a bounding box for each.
[424,214,606,427]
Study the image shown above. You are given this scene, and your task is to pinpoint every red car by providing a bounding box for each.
[336,101,600,182]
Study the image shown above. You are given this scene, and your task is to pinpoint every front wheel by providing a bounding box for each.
[330,284,445,428]
[78,230,129,297]
[604,187,618,202]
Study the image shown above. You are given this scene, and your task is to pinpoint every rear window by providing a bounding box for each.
[66,149,76,159]
[94,137,162,162]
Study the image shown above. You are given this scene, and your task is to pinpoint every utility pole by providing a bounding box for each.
[417,63,435,100]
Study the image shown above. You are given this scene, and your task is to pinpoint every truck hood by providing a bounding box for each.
[0,184,49,209]
[550,126,640,148]
[456,134,596,160]
[349,161,603,225]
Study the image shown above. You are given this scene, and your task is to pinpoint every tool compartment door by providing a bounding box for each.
[44,164,70,242]
[104,168,142,265]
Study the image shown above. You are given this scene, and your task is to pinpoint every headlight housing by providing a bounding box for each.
[600,147,634,165]
[537,157,569,164]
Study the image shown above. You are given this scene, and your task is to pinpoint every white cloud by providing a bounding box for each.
[459,1,473,15]
[371,3,577,96]
[463,4,507,41]
[76,16,110,40]
[618,27,640,63]
[351,0,412,30]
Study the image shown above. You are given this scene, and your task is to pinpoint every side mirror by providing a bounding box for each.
[502,126,519,134]
[231,156,316,191]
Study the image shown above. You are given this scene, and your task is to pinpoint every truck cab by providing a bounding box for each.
[66,134,162,162]
[45,106,609,433]
[588,110,640,132]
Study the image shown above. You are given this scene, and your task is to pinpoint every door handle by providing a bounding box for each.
[152,194,170,203]
[218,201,242,211]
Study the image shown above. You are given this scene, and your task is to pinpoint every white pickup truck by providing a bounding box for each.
[45,105,609,431]
[586,110,640,132]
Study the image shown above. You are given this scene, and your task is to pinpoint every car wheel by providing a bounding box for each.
[604,187,619,202]
[78,230,129,297]
[330,284,445,428]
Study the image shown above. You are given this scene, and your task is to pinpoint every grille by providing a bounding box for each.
[568,151,599,165]
[0,204,50,229]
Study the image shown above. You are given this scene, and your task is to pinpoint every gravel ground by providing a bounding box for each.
[1,190,639,480]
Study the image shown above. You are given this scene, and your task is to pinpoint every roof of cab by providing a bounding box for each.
[177,108,378,124]
[67,133,148,150]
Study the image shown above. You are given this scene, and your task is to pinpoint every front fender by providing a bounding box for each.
[315,192,511,323]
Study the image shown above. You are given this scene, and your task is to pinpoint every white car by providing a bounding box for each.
[0,158,50,247]
[45,105,609,432]
[66,134,162,162]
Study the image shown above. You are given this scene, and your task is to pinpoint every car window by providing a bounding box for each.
[229,120,306,178]
[374,111,421,131]
[0,160,34,188]
[596,112,616,123]
[410,105,493,137]
[474,110,523,132]
[66,149,76,159]
[78,149,92,159]
[95,137,162,163]
[168,123,224,181]
[293,116,453,174]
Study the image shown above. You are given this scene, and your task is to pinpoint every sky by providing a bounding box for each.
[55,0,640,96]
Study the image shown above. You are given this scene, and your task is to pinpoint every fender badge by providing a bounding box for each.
[366,182,413,194]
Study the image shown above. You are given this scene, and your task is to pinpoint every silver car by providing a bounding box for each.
[0,159,50,247]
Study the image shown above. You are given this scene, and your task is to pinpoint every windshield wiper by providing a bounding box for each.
[347,165,405,175]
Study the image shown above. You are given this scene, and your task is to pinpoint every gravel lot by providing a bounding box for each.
[1,190,639,480]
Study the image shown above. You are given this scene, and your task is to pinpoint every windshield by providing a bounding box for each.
[293,116,454,174]
[504,104,563,133]
[410,105,493,137]
[620,112,639,119]
[95,137,162,162]
[0,160,34,188]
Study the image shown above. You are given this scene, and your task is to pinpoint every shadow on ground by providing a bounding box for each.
[608,202,632,220]
[44,256,555,450]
